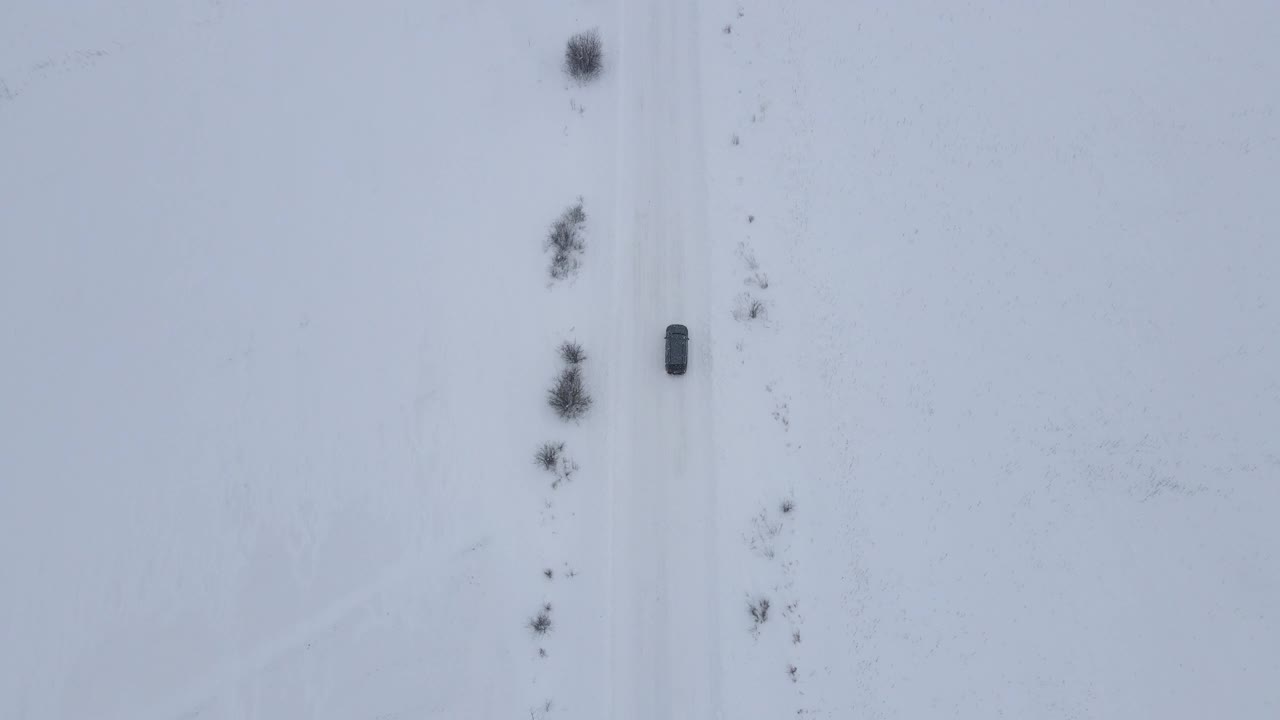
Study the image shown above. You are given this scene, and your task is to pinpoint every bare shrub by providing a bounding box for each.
[549,250,578,280]
[529,603,553,635]
[731,133,740,146]
[552,457,578,489]
[772,399,790,430]
[781,498,795,514]
[528,698,553,719]
[565,30,603,81]
[548,223,579,253]
[536,442,577,488]
[559,341,587,365]
[787,664,798,682]
[535,442,564,470]
[543,568,554,580]
[747,508,782,559]
[737,243,768,288]
[792,630,802,644]
[548,365,592,420]
[561,458,578,483]
[547,199,587,281]
[562,201,586,226]
[734,294,767,321]
[749,597,771,626]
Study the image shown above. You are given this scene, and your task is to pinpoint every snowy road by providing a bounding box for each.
[607,1,720,718]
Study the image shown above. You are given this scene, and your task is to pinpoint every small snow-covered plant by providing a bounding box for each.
[565,29,603,81]
[548,365,591,420]
[552,456,578,489]
[562,201,586,226]
[734,294,766,321]
[780,498,795,514]
[535,441,577,488]
[535,442,564,470]
[547,199,587,281]
[749,597,771,628]
[529,603,553,635]
[559,341,586,365]
[747,508,782,559]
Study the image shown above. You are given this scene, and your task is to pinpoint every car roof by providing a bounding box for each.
[666,323,688,334]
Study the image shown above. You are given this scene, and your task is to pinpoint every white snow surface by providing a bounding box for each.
[3,1,1279,718]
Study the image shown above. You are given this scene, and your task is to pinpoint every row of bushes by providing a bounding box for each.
[524,29,604,655]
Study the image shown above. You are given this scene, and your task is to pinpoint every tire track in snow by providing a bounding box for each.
[116,539,489,720]
[608,0,720,718]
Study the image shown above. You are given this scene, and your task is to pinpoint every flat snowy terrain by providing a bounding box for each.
[3,1,1278,718]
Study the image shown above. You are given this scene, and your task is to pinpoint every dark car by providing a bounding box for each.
[665,324,688,375]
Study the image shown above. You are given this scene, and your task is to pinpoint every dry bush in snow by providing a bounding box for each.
[733,294,767,321]
[737,242,769,289]
[547,199,587,281]
[746,508,783,559]
[535,441,578,488]
[565,30,603,81]
[529,603,553,635]
[748,597,771,635]
[553,457,578,488]
[559,340,586,365]
[535,442,564,471]
[548,365,591,420]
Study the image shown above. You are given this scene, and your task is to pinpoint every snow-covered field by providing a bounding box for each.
[3,1,1278,718]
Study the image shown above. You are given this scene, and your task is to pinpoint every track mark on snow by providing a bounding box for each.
[608,0,720,718]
